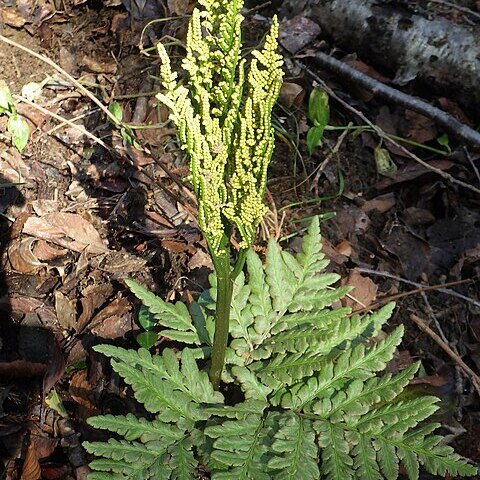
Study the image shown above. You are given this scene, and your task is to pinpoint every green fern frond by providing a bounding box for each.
[268,413,320,480]
[205,413,275,480]
[87,414,184,442]
[125,279,201,344]
[87,216,477,479]
[169,438,197,479]
[315,421,355,480]
[273,324,404,409]
[313,362,420,421]
[94,345,222,424]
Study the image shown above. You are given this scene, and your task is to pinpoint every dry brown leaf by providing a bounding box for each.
[341,270,378,311]
[54,291,77,330]
[82,55,117,74]
[362,193,396,213]
[167,0,194,15]
[161,239,196,255]
[403,109,437,144]
[334,240,352,258]
[188,249,213,270]
[20,434,41,480]
[69,370,97,411]
[23,213,107,254]
[29,426,58,460]
[279,82,305,108]
[320,237,348,265]
[7,237,46,274]
[279,15,321,54]
[90,296,132,338]
[2,8,26,28]
[32,240,68,261]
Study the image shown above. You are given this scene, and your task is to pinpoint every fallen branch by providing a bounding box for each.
[313,51,480,149]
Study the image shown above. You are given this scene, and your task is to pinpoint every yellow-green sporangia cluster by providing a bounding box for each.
[156,0,284,254]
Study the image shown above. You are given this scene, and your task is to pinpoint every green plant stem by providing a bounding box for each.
[209,246,248,390]
[210,250,235,390]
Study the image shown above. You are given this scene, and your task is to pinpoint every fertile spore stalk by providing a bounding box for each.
[156,0,284,388]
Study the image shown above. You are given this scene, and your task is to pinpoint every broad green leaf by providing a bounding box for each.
[8,113,29,152]
[138,304,157,331]
[308,88,329,127]
[307,125,325,155]
[109,101,123,123]
[136,331,157,349]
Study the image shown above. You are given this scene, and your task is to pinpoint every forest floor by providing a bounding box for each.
[0,0,479,478]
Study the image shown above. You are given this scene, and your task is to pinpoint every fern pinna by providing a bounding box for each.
[84,217,477,479]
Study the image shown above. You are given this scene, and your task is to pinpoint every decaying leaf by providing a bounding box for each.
[69,370,97,412]
[20,434,41,480]
[54,291,77,330]
[7,237,46,274]
[23,212,108,254]
[341,269,377,311]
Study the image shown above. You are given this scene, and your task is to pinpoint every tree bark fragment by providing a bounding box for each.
[281,0,480,112]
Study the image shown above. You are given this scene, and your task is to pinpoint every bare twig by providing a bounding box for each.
[357,267,480,309]
[409,313,480,397]
[298,61,480,196]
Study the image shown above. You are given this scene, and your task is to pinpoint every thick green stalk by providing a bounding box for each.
[209,250,234,390]
[209,246,248,390]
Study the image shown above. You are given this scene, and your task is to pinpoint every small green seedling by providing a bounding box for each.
[0,81,29,152]
[307,88,330,155]
[108,100,141,149]
[135,304,158,349]
[374,143,398,177]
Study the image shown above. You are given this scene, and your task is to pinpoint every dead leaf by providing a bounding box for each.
[377,159,454,188]
[2,8,26,28]
[90,296,132,338]
[161,239,196,255]
[321,237,348,265]
[279,82,305,108]
[29,426,58,460]
[23,213,108,254]
[54,292,76,330]
[7,237,46,274]
[32,240,68,261]
[334,240,352,257]
[362,193,396,213]
[341,270,377,311]
[402,109,437,144]
[43,339,65,394]
[167,0,194,15]
[383,227,430,280]
[20,434,41,480]
[82,55,117,74]
[188,249,213,270]
[69,370,97,411]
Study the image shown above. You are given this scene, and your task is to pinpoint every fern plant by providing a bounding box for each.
[84,0,477,478]
[84,217,477,479]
